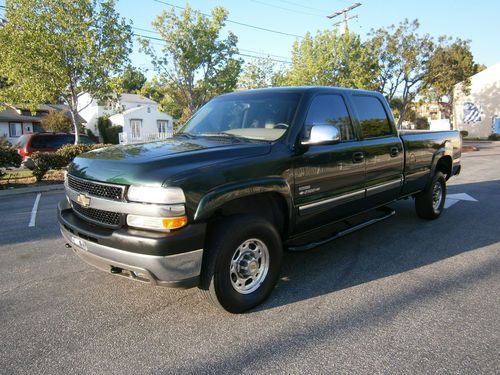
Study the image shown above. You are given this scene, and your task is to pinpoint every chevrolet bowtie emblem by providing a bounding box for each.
[77,194,91,208]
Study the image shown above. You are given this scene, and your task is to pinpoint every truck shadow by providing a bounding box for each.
[256,179,500,312]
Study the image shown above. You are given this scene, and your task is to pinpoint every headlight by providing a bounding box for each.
[127,214,188,231]
[127,186,185,204]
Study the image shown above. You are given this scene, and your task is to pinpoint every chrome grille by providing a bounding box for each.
[72,201,122,228]
[67,174,124,201]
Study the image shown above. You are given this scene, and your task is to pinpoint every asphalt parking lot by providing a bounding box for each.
[0,143,499,374]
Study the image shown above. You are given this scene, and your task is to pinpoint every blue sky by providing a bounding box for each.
[115,0,500,75]
[1,0,498,72]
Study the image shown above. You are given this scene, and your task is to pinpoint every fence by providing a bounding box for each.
[119,131,174,145]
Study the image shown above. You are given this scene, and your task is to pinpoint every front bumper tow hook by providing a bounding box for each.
[110,266,122,274]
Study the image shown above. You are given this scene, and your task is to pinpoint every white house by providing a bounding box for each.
[77,93,174,143]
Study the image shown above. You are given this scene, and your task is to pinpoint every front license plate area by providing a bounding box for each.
[70,236,88,251]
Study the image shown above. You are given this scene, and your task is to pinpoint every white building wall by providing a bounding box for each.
[0,121,35,145]
[77,93,174,140]
[453,63,500,138]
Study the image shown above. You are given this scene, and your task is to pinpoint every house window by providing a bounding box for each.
[157,120,168,133]
[9,122,23,137]
[130,119,142,139]
[147,106,151,113]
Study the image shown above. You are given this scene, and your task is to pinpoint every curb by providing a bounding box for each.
[0,184,64,197]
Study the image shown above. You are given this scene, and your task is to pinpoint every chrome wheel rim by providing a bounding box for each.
[229,238,270,294]
[432,182,443,212]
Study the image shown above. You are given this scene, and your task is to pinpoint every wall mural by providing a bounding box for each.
[463,102,482,124]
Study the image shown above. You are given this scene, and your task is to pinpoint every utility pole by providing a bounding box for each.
[327,2,361,33]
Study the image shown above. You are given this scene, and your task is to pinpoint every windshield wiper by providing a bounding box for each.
[176,132,195,139]
[199,132,246,141]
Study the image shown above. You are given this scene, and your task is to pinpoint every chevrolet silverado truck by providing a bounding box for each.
[58,87,461,313]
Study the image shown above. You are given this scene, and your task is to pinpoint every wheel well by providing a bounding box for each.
[436,155,452,180]
[209,193,289,239]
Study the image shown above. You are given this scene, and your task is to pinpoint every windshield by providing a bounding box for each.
[178,92,301,141]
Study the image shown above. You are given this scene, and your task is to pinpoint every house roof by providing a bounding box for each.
[0,104,86,124]
[120,93,157,105]
[121,106,145,116]
[0,108,44,123]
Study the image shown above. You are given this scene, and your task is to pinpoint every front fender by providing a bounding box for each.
[194,177,294,223]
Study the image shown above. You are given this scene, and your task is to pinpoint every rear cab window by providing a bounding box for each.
[350,95,394,139]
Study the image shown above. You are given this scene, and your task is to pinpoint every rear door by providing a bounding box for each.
[294,94,366,231]
[349,94,404,207]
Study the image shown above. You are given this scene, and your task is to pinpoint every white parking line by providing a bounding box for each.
[28,193,41,227]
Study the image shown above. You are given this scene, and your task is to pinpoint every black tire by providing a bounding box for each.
[199,215,283,314]
[415,171,446,220]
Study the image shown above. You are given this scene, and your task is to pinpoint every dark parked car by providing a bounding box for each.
[58,87,461,313]
[14,132,95,168]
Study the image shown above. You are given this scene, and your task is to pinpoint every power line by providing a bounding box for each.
[133,33,292,64]
[327,2,361,33]
[275,0,329,13]
[249,0,323,17]
[131,26,291,61]
[153,0,303,39]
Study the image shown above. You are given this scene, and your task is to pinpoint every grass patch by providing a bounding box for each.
[0,169,33,181]
[0,169,64,189]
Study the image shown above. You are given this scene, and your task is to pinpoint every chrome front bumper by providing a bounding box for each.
[60,225,203,288]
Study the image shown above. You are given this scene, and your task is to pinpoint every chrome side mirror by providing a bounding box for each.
[301,124,341,146]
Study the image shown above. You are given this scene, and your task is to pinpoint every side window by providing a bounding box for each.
[304,95,354,141]
[351,95,393,138]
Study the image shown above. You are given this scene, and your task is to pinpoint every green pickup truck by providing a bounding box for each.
[58,87,461,313]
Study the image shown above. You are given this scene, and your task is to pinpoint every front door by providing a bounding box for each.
[293,94,366,232]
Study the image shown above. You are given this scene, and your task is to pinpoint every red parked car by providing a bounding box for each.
[14,133,95,169]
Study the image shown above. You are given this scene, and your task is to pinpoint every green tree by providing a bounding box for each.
[41,110,74,133]
[369,19,434,127]
[423,38,484,125]
[119,65,147,93]
[140,78,183,121]
[140,5,242,124]
[390,97,416,124]
[0,0,132,143]
[283,30,379,89]
[238,58,286,89]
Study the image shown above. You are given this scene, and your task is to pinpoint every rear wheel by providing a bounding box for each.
[415,171,446,220]
[200,215,283,313]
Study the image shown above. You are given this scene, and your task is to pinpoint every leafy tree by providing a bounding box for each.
[41,110,73,133]
[140,78,183,121]
[369,19,434,127]
[119,65,147,93]
[283,30,379,89]
[238,58,286,89]
[423,38,484,125]
[140,5,242,124]
[97,116,122,144]
[0,0,132,143]
[390,97,416,124]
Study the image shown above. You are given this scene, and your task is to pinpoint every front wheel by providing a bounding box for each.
[200,215,283,313]
[415,171,446,220]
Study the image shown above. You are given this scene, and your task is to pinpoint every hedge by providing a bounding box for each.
[30,152,67,181]
[31,143,111,181]
[0,146,22,176]
[56,143,111,165]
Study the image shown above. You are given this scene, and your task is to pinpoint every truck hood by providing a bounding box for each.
[67,136,271,186]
